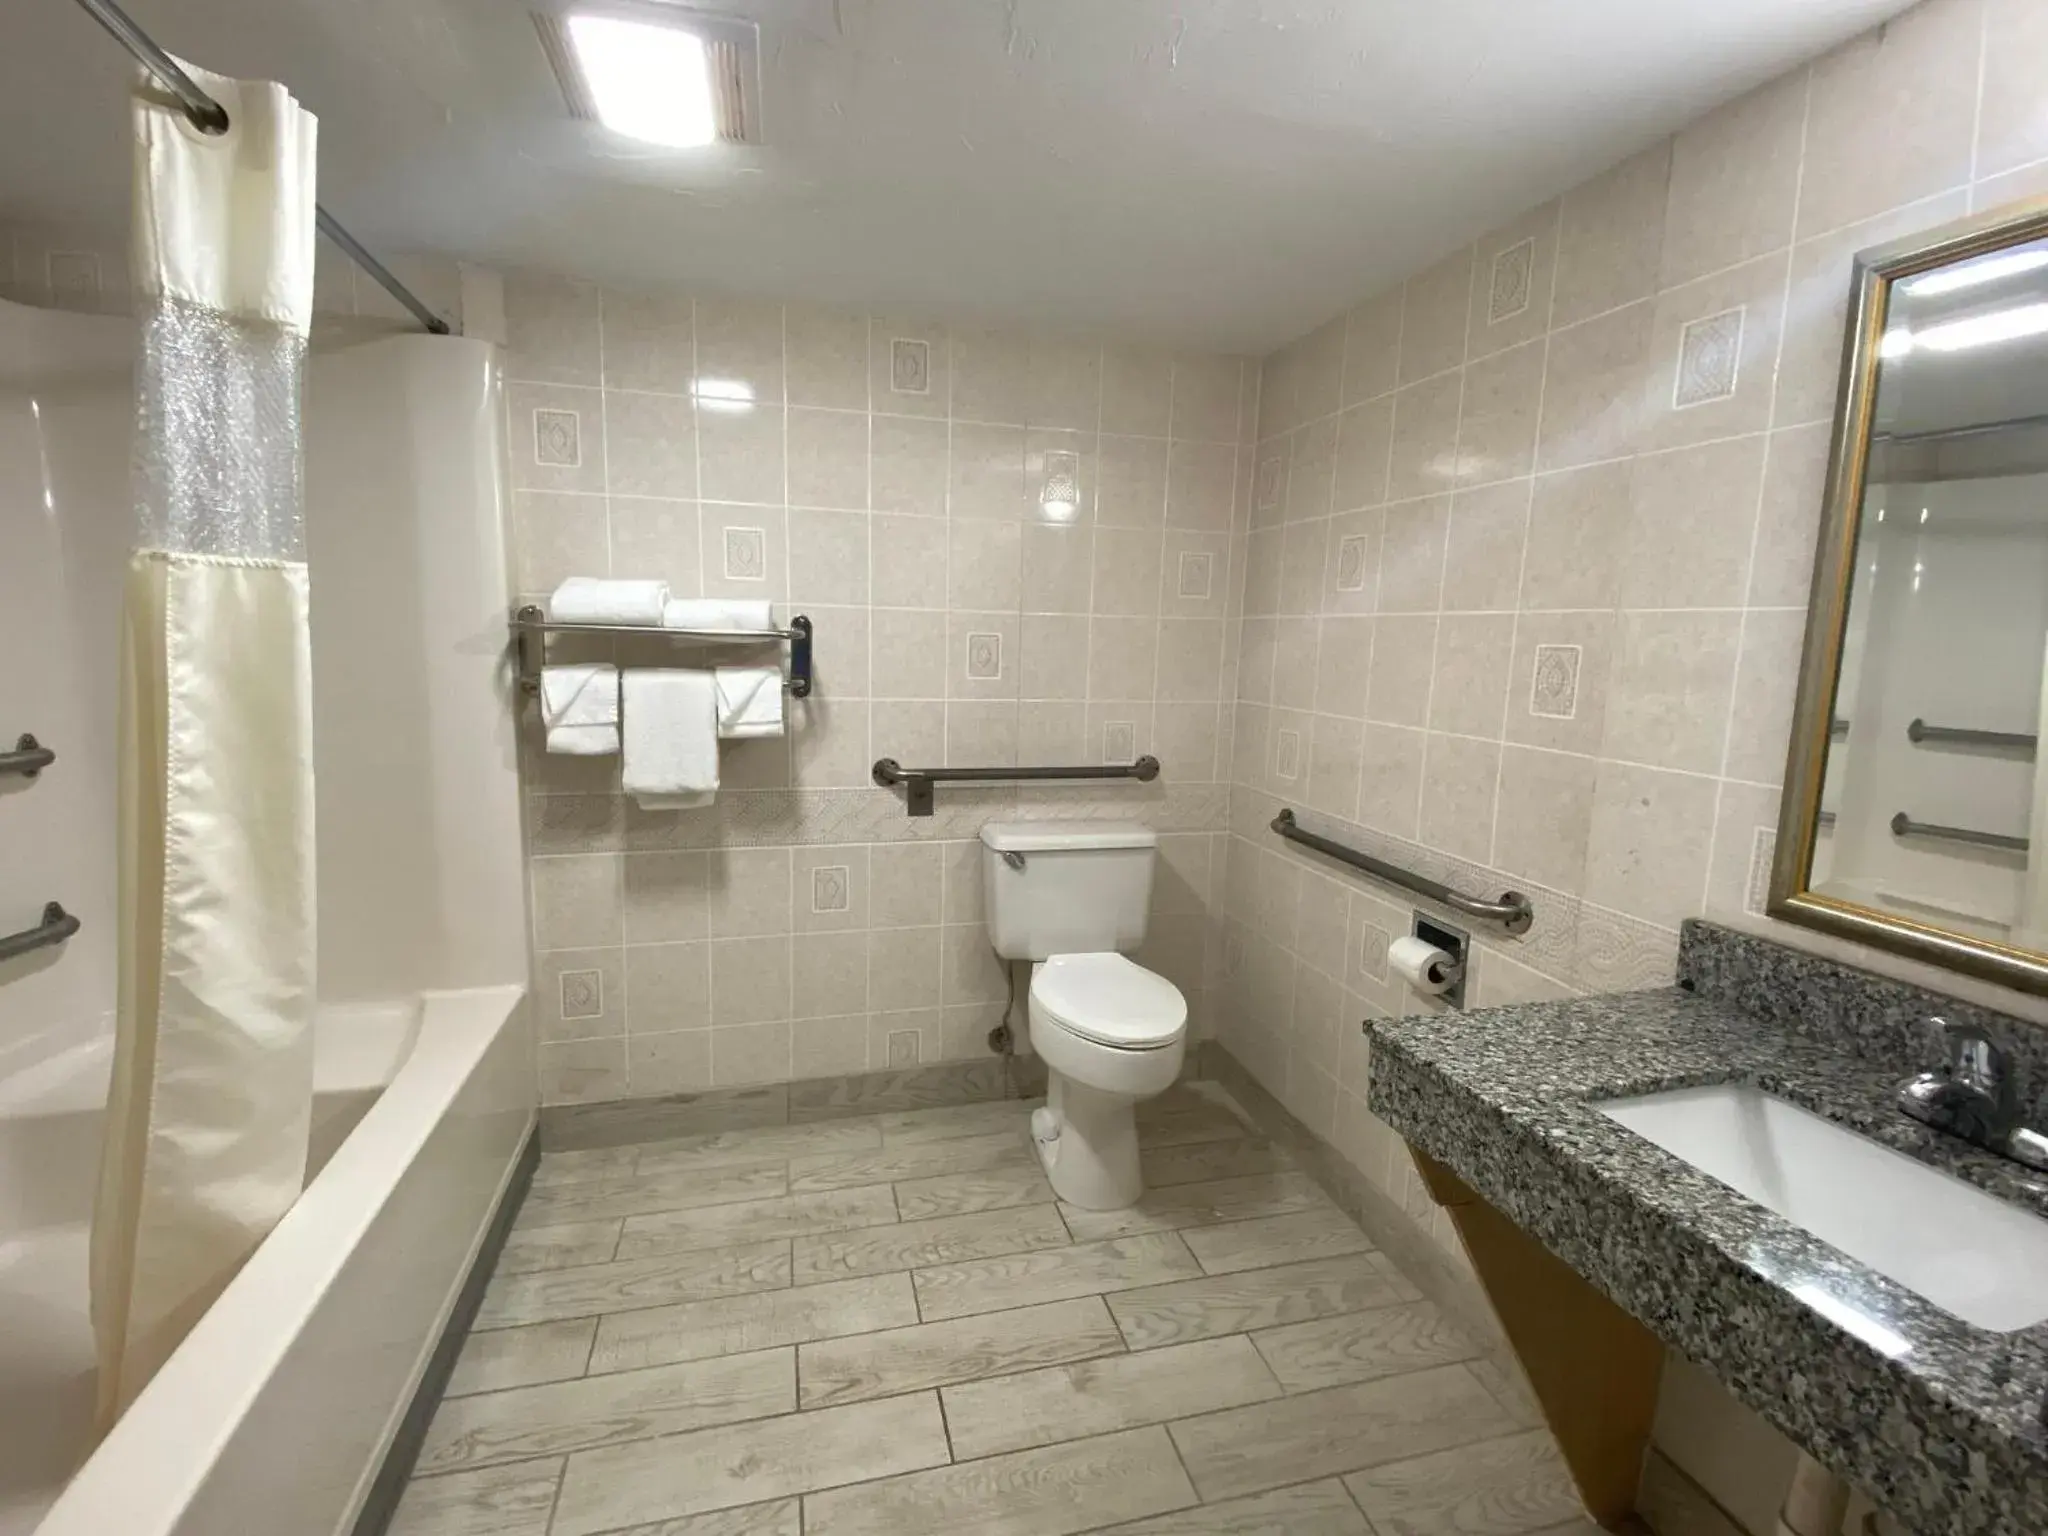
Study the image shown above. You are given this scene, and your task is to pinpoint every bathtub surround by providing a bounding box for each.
[91,64,323,1433]
[497,280,1257,1104]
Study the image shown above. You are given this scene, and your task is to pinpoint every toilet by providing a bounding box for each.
[980,821,1188,1210]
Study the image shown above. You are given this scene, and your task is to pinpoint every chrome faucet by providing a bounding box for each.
[1898,1018,2048,1173]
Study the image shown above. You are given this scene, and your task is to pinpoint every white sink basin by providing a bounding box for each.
[1598,1084,2048,1335]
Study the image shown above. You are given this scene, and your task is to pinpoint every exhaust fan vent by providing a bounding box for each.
[532,5,759,145]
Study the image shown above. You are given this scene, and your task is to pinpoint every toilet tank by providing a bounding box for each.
[980,821,1158,960]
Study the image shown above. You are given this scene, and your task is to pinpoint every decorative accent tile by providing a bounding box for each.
[1177,552,1214,600]
[1334,533,1370,593]
[1273,728,1302,782]
[1488,238,1536,325]
[1746,827,1777,917]
[723,526,767,581]
[533,408,582,468]
[964,632,1003,681]
[812,865,851,914]
[1102,721,1137,764]
[1528,644,1582,720]
[1255,453,1285,510]
[891,338,931,395]
[887,1030,921,1067]
[1673,306,1745,409]
[1358,922,1391,984]
[47,251,101,307]
[560,968,605,1020]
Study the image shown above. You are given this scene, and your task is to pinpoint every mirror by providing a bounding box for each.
[1775,200,2048,991]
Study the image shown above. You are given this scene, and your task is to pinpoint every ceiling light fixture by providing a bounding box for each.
[1899,249,2048,298]
[534,5,758,149]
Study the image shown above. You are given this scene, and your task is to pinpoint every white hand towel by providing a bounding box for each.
[551,576,671,625]
[546,723,619,756]
[663,597,774,631]
[539,663,619,729]
[715,666,785,739]
[623,669,719,809]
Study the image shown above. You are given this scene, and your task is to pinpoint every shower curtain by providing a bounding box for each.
[90,63,319,1432]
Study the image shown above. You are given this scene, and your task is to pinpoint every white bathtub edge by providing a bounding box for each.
[36,983,530,1536]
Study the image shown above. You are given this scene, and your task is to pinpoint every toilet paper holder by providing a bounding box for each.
[1411,914,1470,1010]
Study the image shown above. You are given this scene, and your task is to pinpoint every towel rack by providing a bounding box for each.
[0,902,80,964]
[1889,812,2029,854]
[1271,808,1534,934]
[511,607,813,699]
[0,734,55,779]
[1905,718,2038,752]
[873,755,1160,817]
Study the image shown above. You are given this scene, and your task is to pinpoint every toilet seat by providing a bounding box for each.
[1032,953,1186,1051]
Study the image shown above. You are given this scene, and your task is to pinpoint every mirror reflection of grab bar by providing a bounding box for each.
[1905,719,2038,753]
[1889,813,2029,855]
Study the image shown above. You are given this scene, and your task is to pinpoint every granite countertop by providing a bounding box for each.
[1368,974,2048,1536]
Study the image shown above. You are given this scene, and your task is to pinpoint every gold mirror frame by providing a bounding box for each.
[1771,196,2048,994]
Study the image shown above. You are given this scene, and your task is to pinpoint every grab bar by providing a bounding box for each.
[0,734,55,779]
[0,903,80,964]
[1889,812,2029,854]
[873,755,1160,817]
[1271,808,1534,934]
[1906,719,2037,752]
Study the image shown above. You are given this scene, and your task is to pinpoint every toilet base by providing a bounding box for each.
[1035,1072,1143,1210]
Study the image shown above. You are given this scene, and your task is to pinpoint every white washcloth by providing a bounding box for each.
[539,664,619,729]
[551,576,670,625]
[663,597,773,631]
[715,667,785,739]
[623,670,719,810]
[546,723,619,756]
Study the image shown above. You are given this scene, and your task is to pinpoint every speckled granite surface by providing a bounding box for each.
[1367,920,2048,1536]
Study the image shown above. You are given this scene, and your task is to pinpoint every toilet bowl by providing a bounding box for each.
[1026,952,1187,1210]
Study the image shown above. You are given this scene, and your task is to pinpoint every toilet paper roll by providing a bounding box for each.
[1388,935,1459,996]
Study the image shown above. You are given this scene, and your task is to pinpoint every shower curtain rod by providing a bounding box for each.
[71,0,453,336]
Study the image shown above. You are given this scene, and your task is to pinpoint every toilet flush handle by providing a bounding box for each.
[1001,850,1027,871]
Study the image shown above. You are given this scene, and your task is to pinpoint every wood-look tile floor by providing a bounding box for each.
[392,1085,1599,1536]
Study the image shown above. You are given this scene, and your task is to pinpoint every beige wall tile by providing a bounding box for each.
[709,936,793,1026]
[604,388,698,499]
[1456,339,1544,487]
[1503,610,1616,757]
[609,497,701,593]
[600,286,694,394]
[624,941,710,1033]
[1100,435,1171,527]
[1468,203,1558,360]
[1583,760,1719,929]
[1797,0,1979,240]
[1443,480,1529,612]
[1660,70,1807,288]
[1554,142,1672,328]
[786,304,869,410]
[1167,440,1240,531]
[1399,248,1476,384]
[1638,253,1789,455]
[1603,611,1741,774]
[504,271,601,385]
[1492,746,1599,893]
[696,297,786,399]
[1620,436,1767,609]
[1386,375,1463,503]
[533,854,622,949]
[1417,733,1501,864]
[509,382,605,495]
[1428,615,1516,738]
[1534,300,1654,471]
[871,318,950,418]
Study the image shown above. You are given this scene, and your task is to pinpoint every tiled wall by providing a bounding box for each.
[1215,0,2048,1237]
[499,277,1258,1104]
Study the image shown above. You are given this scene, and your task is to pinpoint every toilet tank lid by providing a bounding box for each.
[980,821,1158,852]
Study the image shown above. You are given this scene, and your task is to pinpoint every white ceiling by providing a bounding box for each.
[1,0,1918,353]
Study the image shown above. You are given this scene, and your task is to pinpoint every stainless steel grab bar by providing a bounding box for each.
[0,903,80,964]
[1271,808,1534,934]
[0,734,54,779]
[1889,813,2029,854]
[1906,719,2038,752]
[873,756,1160,817]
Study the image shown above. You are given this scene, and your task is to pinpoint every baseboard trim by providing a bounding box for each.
[351,1127,540,1536]
[539,1055,1043,1152]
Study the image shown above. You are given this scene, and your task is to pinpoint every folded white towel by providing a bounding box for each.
[623,670,719,810]
[546,723,619,756]
[551,576,670,625]
[540,664,619,729]
[663,597,774,631]
[715,666,785,739]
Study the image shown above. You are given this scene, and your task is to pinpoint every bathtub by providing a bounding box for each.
[15,985,531,1536]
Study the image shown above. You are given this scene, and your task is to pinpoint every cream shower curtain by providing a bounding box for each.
[90,63,319,1432]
